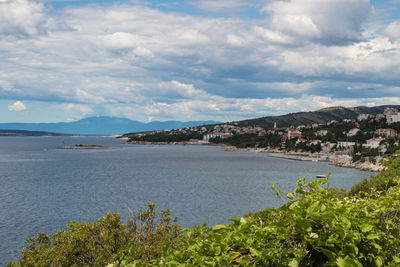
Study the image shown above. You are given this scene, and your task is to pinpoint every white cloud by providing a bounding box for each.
[132,47,154,59]
[0,1,398,123]
[0,0,45,37]
[8,101,26,111]
[263,0,372,45]
[385,21,400,42]
[63,103,93,121]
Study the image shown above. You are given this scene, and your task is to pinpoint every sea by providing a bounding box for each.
[0,136,373,264]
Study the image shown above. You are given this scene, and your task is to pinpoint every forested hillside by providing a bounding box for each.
[236,105,400,129]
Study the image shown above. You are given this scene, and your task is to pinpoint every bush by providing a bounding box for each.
[118,176,400,266]
[9,204,182,266]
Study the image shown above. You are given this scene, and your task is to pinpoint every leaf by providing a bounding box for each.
[366,233,380,240]
[309,232,319,239]
[287,193,294,200]
[228,252,240,263]
[361,224,373,233]
[214,246,221,256]
[295,220,312,232]
[375,256,383,267]
[345,243,358,255]
[212,225,227,231]
[228,217,240,224]
[337,256,362,267]
[393,256,400,263]
[288,259,299,267]
[240,217,247,224]
[336,257,346,267]
[371,242,382,250]
[249,247,259,257]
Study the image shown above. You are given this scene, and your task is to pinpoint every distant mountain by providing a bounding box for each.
[235,105,400,129]
[0,129,68,137]
[0,117,220,135]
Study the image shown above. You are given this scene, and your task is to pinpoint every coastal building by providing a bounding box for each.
[385,108,400,124]
[337,141,355,148]
[287,130,302,139]
[363,137,385,149]
[203,133,219,142]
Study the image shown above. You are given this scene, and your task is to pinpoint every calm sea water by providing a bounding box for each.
[0,136,373,264]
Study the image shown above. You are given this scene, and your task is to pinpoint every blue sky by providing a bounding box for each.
[1,0,400,123]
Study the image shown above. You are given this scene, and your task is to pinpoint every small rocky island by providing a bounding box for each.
[61,144,112,149]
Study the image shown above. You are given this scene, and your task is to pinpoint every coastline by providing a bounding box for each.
[125,140,384,172]
[222,146,384,172]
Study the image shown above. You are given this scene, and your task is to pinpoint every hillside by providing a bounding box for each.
[235,105,400,129]
[0,117,220,135]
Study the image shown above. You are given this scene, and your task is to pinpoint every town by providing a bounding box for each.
[126,107,400,171]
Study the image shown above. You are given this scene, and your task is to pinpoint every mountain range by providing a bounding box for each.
[0,117,219,135]
[1,105,399,135]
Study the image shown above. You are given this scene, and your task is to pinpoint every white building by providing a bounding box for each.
[386,112,400,124]
[363,137,384,149]
[337,141,355,148]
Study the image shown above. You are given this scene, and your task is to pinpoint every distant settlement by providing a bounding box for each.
[125,108,400,172]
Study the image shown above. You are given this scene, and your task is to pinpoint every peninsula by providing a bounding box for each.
[61,144,112,150]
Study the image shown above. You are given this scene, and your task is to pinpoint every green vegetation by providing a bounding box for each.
[10,156,400,266]
[8,204,181,266]
[349,154,400,196]
[128,131,203,143]
[214,133,281,148]
[0,130,68,137]
[236,105,399,129]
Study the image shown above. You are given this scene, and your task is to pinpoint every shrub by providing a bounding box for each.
[118,176,400,266]
[8,204,182,266]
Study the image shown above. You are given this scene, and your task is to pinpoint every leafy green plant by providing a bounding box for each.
[9,204,182,266]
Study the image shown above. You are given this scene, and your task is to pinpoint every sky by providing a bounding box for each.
[0,0,400,123]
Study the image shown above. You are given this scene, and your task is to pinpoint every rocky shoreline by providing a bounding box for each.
[61,144,112,149]
[223,146,384,172]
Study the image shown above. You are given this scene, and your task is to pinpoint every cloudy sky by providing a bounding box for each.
[1,0,400,123]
